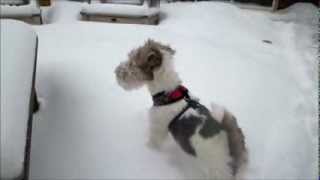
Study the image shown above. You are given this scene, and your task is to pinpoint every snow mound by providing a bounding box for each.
[272,3,318,25]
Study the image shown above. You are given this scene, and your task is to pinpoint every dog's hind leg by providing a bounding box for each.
[206,156,234,180]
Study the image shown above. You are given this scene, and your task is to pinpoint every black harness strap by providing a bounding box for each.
[152,85,199,127]
[168,98,200,128]
[153,86,225,157]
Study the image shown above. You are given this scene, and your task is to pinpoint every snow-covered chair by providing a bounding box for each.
[1,20,39,180]
[81,0,160,25]
[0,0,43,24]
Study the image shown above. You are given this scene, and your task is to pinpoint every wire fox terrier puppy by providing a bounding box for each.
[115,39,248,179]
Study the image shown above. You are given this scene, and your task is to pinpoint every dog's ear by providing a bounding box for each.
[147,39,175,56]
[147,49,162,68]
[161,44,175,55]
[137,48,162,80]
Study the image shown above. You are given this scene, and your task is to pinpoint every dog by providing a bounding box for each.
[115,39,248,179]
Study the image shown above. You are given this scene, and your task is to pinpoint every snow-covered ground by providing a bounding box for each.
[28,1,318,179]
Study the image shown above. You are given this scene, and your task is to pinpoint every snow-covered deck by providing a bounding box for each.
[24,1,318,179]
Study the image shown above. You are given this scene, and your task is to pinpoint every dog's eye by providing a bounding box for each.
[147,54,156,62]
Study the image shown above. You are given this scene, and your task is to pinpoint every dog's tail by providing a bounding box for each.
[210,103,249,179]
[209,103,225,123]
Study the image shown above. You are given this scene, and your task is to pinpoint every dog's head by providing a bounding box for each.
[115,39,175,90]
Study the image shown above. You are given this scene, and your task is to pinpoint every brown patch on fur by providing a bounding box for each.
[128,39,175,80]
[221,110,248,175]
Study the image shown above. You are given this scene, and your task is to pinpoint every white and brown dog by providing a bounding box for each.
[115,39,248,179]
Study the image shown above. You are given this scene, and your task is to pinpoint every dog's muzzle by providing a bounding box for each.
[115,62,145,90]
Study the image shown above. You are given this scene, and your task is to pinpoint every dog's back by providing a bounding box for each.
[168,99,224,156]
[168,99,248,179]
[168,99,237,179]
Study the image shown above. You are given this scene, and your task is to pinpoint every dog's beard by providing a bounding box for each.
[116,77,145,91]
[115,62,146,91]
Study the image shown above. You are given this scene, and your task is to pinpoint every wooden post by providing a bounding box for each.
[272,0,279,11]
[38,0,51,6]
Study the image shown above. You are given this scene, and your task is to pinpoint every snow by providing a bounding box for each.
[28,1,318,179]
[81,1,159,17]
[1,20,38,179]
[0,0,41,17]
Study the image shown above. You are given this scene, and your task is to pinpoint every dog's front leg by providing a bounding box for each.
[147,118,169,150]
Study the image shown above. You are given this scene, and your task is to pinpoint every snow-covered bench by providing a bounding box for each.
[0,0,29,5]
[0,0,43,24]
[1,20,39,180]
[81,0,160,25]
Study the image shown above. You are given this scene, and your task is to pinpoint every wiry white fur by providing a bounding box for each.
[146,50,181,95]
[147,100,187,149]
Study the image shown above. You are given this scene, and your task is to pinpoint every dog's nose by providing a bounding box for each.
[115,65,127,79]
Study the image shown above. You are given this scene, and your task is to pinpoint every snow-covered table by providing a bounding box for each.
[81,0,160,25]
[1,20,39,180]
[0,0,43,24]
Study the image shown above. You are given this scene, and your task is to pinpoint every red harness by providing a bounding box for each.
[152,85,190,106]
